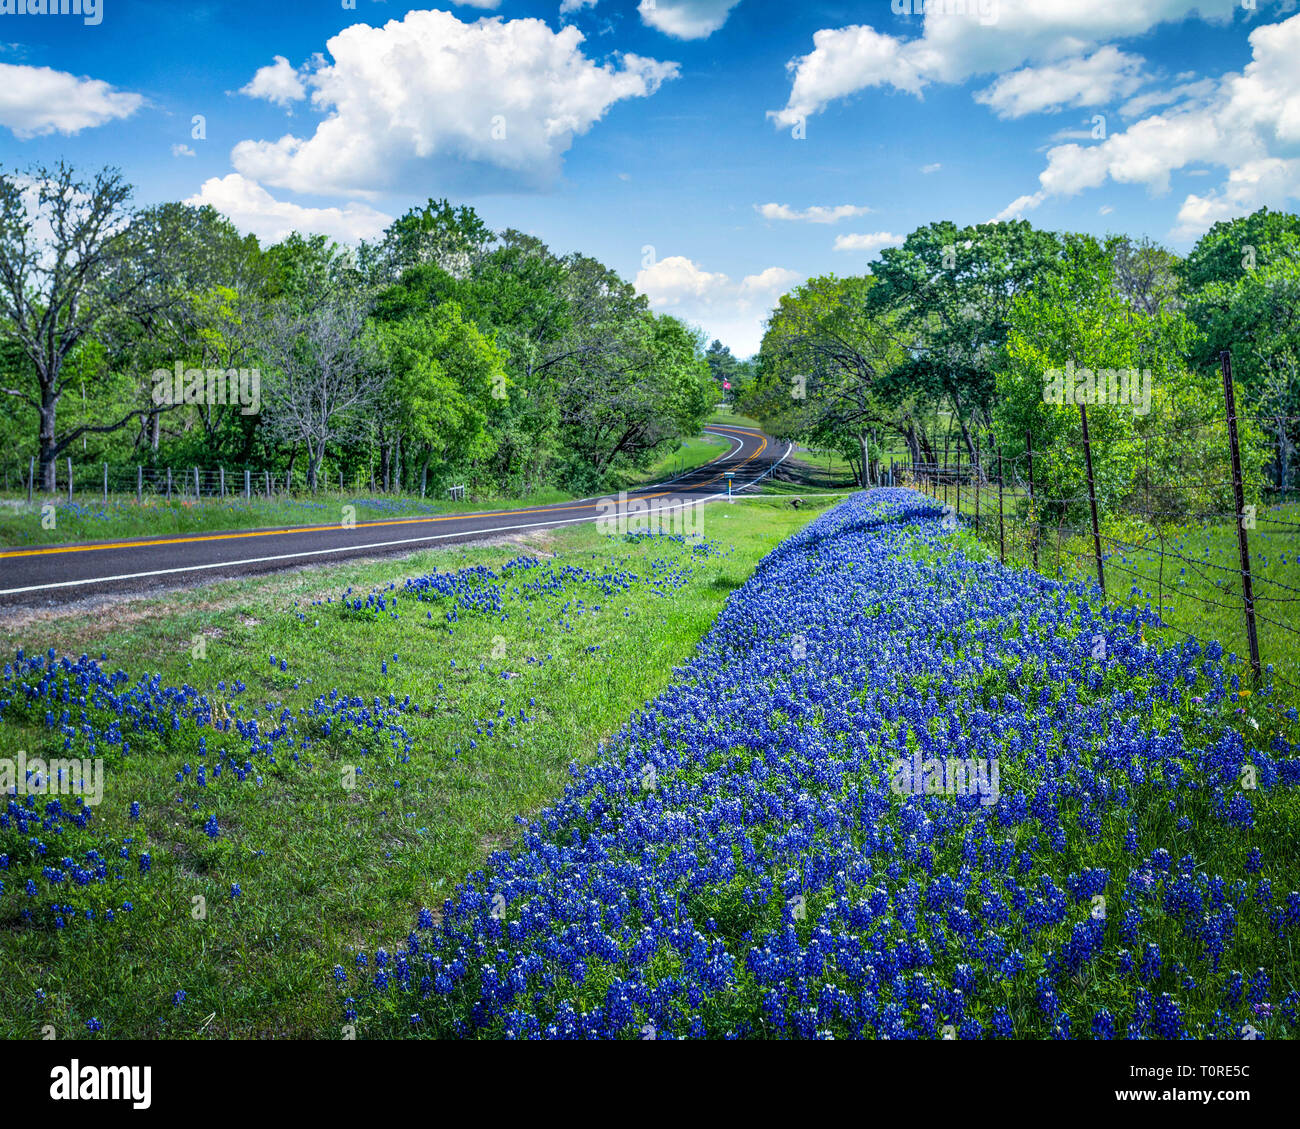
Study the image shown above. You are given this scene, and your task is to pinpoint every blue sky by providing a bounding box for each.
[2,0,1299,354]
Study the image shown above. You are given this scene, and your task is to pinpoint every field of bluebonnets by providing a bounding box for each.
[3,487,1298,1039]
[341,489,1300,1040]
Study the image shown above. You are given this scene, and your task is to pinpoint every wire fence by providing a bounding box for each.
[0,459,471,505]
[903,356,1299,692]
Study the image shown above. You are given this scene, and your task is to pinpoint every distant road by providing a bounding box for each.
[0,426,789,606]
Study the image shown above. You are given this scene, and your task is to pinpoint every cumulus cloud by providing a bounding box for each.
[0,62,143,138]
[975,47,1147,119]
[833,231,905,255]
[769,1,1249,127]
[990,13,1300,239]
[920,162,942,173]
[638,0,743,40]
[635,255,798,356]
[230,9,679,196]
[186,174,392,245]
[239,55,307,108]
[755,202,872,223]
[172,144,197,158]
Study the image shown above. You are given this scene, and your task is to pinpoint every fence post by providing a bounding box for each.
[166,467,172,500]
[1079,402,1106,596]
[956,442,961,518]
[996,443,1005,565]
[264,469,270,498]
[28,456,34,504]
[943,433,949,508]
[1026,430,1038,570]
[194,466,200,499]
[67,458,73,503]
[137,465,142,503]
[974,434,980,535]
[1221,350,1262,680]
[245,469,251,500]
[220,467,226,498]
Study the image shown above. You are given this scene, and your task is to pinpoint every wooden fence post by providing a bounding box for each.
[103,462,108,504]
[167,467,173,500]
[28,456,34,504]
[1221,350,1262,680]
[194,466,200,499]
[67,458,73,503]
[137,465,143,503]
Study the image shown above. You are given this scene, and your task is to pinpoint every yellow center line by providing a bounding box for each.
[0,430,768,560]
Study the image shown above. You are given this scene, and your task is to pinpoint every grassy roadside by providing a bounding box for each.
[945,497,1300,688]
[0,433,738,550]
[0,495,833,1040]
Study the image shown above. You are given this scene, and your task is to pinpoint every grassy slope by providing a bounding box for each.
[0,496,832,1039]
[0,434,736,550]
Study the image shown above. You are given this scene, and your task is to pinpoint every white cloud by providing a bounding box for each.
[1099,204,1114,215]
[634,255,797,356]
[975,47,1146,119]
[989,192,1046,223]
[172,144,197,158]
[920,162,942,173]
[833,231,905,255]
[755,202,872,223]
[186,174,392,245]
[560,0,598,12]
[638,0,742,40]
[239,55,306,108]
[458,1,503,7]
[231,9,679,196]
[769,1,1248,127]
[0,62,143,138]
[994,12,1300,239]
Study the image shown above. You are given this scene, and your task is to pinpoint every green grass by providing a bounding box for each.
[0,496,833,1040]
[0,433,745,550]
[611,432,731,488]
[707,404,762,429]
[935,479,1300,689]
[0,486,576,549]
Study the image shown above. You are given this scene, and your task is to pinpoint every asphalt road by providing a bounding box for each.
[0,425,789,607]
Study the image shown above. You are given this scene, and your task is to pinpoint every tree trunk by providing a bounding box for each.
[38,390,59,492]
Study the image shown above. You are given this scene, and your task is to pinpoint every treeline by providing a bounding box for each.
[738,210,1299,521]
[0,163,729,497]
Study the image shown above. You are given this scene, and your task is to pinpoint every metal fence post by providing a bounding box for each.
[220,467,226,498]
[1221,350,1262,680]
[1026,430,1038,570]
[66,458,73,503]
[1079,402,1106,596]
[245,468,251,499]
[996,445,1005,565]
[974,434,980,535]
[28,456,34,504]
[137,464,143,503]
[956,441,962,518]
[194,466,200,498]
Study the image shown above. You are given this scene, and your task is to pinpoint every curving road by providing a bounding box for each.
[0,425,789,606]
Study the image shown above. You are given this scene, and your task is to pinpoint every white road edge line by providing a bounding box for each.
[0,443,802,597]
